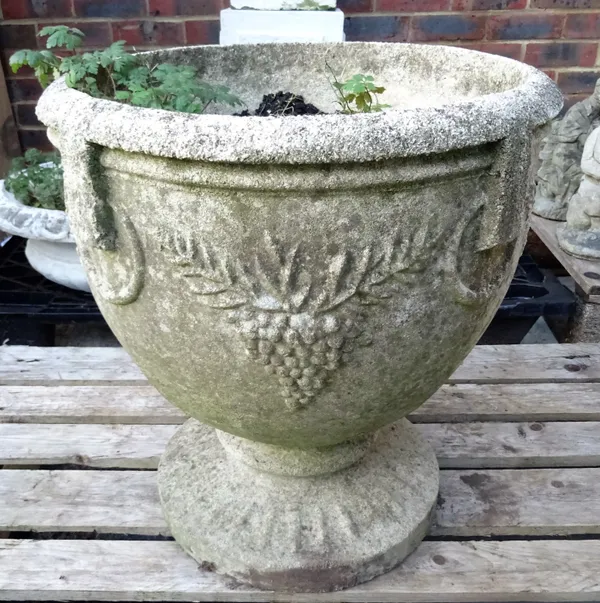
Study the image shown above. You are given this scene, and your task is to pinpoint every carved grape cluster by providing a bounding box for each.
[228,309,371,410]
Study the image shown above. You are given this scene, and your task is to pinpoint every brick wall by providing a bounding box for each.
[1,0,599,151]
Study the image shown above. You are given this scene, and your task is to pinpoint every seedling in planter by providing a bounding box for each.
[5,149,64,211]
[9,25,243,114]
[327,64,390,114]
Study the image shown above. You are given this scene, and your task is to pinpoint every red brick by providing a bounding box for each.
[0,24,37,50]
[185,20,220,44]
[113,21,185,46]
[0,0,30,19]
[488,14,564,40]
[6,79,42,104]
[410,14,485,42]
[15,103,42,127]
[459,42,523,60]
[148,0,177,14]
[557,70,600,94]
[524,42,597,68]
[378,0,449,10]
[338,0,372,13]
[532,0,600,7]
[0,0,72,19]
[18,128,53,152]
[150,0,222,15]
[73,0,146,18]
[564,14,600,39]
[344,15,409,40]
[40,21,112,48]
[452,0,526,8]
[543,69,557,80]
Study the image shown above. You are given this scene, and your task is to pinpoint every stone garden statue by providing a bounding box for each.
[533,78,600,221]
[558,124,600,259]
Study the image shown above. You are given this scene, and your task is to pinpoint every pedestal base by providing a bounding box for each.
[532,196,568,221]
[557,223,600,260]
[158,418,439,593]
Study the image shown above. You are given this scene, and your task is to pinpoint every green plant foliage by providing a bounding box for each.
[114,64,243,113]
[5,149,65,211]
[327,65,390,114]
[9,25,243,114]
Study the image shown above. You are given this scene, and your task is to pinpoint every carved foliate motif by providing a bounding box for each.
[159,221,447,409]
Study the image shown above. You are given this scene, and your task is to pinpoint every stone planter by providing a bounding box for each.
[0,176,89,291]
[36,42,561,592]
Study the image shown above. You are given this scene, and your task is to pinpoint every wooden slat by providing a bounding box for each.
[4,382,600,425]
[448,344,600,383]
[1,539,600,602]
[0,386,185,424]
[2,344,600,385]
[421,421,600,469]
[0,346,145,385]
[414,382,600,422]
[435,468,600,536]
[0,424,175,468]
[0,470,166,535]
[2,422,599,469]
[531,214,600,301]
[2,468,599,538]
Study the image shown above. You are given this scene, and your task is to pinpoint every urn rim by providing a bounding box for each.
[36,42,562,165]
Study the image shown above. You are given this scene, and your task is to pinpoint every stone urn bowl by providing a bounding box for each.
[37,42,561,593]
[0,173,89,291]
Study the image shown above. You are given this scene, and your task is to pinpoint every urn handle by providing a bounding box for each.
[449,129,532,306]
[478,129,533,252]
[50,129,145,306]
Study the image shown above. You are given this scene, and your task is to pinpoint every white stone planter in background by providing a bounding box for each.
[0,178,89,292]
[220,0,344,45]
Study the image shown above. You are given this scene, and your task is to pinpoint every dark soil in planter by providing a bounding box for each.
[236,91,323,117]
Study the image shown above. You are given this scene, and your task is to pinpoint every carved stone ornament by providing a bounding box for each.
[558,125,600,259]
[36,42,562,593]
[0,176,89,291]
[533,78,600,221]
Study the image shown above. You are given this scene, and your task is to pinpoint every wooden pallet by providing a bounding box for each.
[530,215,600,303]
[530,215,600,342]
[1,344,600,602]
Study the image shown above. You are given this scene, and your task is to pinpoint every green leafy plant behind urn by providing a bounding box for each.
[327,64,390,114]
[9,26,243,114]
[5,149,64,211]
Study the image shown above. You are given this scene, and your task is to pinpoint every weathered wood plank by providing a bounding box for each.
[448,344,600,383]
[0,386,185,424]
[0,470,167,535]
[1,539,600,602]
[531,214,600,301]
[0,346,145,385]
[0,424,175,468]
[435,468,600,536]
[4,383,600,425]
[2,344,600,385]
[2,422,599,469]
[3,468,599,537]
[414,382,600,423]
[421,421,600,469]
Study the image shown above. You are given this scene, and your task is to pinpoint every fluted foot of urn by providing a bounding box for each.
[157,418,439,592]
